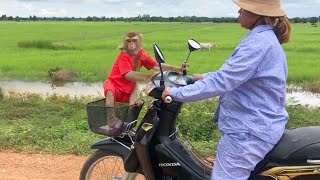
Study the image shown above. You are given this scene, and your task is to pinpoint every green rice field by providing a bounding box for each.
[0,21,319,84]
[0,21,319,155]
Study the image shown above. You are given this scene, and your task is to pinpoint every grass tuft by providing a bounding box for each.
[17,40,76,50]
[0,87,3,100]
[303,81,320,93]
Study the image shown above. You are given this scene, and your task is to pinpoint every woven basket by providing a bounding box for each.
[86,99,144,136]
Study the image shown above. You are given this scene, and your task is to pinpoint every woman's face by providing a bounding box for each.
[238,8,260,29]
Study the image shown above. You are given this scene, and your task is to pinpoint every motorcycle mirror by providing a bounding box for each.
[188,39,201,52]
[185,39,201,63]
[183,39,201,75]
[153,44,165,87]
[153,44,165,64]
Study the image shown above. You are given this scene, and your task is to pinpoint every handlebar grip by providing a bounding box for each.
[164,96,172,103]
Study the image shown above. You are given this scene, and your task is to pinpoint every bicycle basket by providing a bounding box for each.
[86,99,144,136]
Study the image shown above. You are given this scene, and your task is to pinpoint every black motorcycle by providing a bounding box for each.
[80,39,320,180]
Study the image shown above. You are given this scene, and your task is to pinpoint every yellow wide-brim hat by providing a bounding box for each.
[233,0,286,17]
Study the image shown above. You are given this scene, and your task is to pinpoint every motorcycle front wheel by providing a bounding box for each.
[79,149,145,180]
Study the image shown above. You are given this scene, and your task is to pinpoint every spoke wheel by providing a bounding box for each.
[80,150,145,180]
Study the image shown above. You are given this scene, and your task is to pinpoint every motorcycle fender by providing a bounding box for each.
[91,138,130,158]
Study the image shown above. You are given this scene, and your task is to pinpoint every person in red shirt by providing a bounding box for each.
[101,31,185,135]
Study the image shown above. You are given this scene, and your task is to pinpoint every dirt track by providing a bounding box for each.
[0,152,88,180]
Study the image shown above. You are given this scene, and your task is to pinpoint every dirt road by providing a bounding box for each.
[0,152,88,180]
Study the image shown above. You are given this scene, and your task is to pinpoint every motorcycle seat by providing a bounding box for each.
[268,126,320,162]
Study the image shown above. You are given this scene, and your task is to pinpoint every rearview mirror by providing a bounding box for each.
[188,39,201,52]
[153,44,165,87]
[153,44,165,64]
[183,39,201,75]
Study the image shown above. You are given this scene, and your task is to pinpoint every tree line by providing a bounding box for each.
[0,14,319,24]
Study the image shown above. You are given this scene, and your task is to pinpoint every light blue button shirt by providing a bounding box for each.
[170,25,288,144]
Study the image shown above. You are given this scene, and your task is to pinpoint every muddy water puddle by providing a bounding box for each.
[0,80,104,97]
[0,80,320,107]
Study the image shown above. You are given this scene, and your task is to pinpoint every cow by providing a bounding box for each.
[199,42,217,51]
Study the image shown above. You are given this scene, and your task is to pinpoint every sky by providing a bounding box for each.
[0,0,319,18]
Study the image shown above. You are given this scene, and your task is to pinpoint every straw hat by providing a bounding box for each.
[233,0,286,17]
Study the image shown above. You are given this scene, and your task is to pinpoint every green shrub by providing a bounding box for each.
[178,99,219,141]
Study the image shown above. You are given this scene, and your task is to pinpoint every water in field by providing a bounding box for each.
[0,80,104,98]
[0,80,320,107]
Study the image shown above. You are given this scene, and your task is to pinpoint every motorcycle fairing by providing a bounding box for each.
[124,105,159,174]
[134,111,161,179]
[154,143,207,180]
[156,136,212,179]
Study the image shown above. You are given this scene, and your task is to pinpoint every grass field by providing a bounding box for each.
[0,91,319,156]
[0,22,319,155]
[0,21,319,84]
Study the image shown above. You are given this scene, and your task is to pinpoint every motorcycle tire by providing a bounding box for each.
[79,149,145,180]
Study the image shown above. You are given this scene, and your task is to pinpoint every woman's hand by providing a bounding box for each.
[192,73,202,80]
[161,87,171,100]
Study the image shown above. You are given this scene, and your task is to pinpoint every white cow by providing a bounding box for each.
[199,42,217,51]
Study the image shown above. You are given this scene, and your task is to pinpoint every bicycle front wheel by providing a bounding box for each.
[79,149,145,180]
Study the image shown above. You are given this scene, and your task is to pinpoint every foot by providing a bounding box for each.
[99,121,124,136]
[133,99,144,106]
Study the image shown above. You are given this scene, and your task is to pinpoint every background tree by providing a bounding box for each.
[309,17,318,27]
[1,14,7,20]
